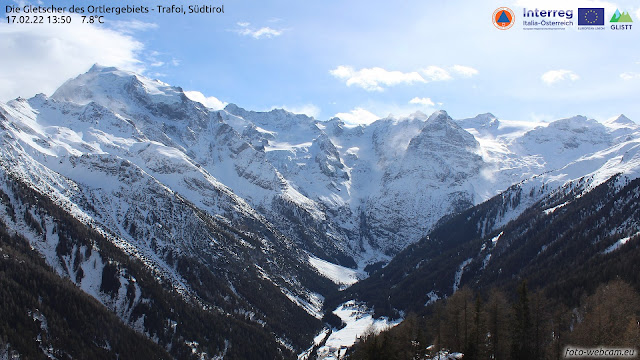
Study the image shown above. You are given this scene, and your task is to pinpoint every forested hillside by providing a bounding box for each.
[340,175,640,359]
[347,280,640,359]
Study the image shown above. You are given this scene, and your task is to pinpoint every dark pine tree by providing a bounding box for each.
[511,281,533,360]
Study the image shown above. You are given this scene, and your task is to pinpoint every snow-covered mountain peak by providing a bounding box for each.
[410,110,479,150]
[323,117,351,135]
[458,113,500,133]
[224,103,316,129]
[601,114,639,142]
[520,115,609,145]
[367,112,429,130]
[606,114,635,125]
[52,65,137,104]
[604,114,638,131]
[223,103,243,114]
[51,65,189,113]
[4,65,640,271]
[426,109,450,123]
[477,112,498,121]
[88,63,117,73]
[405,111,429,121]
[547,115,603,133]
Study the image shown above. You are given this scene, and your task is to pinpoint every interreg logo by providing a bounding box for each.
[522,8,574,30]
[493,7,515,30]
[610,9,633,30]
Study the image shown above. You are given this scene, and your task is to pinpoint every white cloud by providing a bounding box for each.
[0,16,145,101]
[234,22,283,39]
[329,66,425,92]
[329,65,353,79]
[541,70,580,85]
[273,104,320,118]
[421,66,452,81]
[331,64,479,91]
[334,107,380,127]
[409,97,436,106]
[248,27,283,39]
[420,65,478,81]
[184,91,227,110]
[620,72,640,80]
[451,65,479,77]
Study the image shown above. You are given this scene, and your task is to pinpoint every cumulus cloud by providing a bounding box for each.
[620,72,640,80]
[409,97,436,106]
[0,16,145,101]
[334,107,380,127]
[421,66,452,81]
[331,65,478,91]
[541,70,580,85]
[451,65,479,77]
[235,22,283,39]
[329,66,425,92]
[184,91,228,110]
[421,65,478,81]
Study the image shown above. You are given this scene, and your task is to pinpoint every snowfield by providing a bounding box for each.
[309,255,364,287]
[316,301,401,360]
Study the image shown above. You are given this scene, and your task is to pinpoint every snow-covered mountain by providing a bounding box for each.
[3,66,640,267]
[2,65,640,357]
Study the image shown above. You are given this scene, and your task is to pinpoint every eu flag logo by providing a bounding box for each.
[578,8,604,25]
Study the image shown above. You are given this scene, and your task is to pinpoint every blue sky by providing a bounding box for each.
[2,0,640,124]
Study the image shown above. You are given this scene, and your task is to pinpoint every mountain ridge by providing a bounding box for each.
[2,65,640,358]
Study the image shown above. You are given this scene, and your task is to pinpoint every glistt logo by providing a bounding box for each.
[493,7,515,30]
[610,9,633,30]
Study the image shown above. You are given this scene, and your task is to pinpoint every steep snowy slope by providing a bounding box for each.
[4,65,640,270]
[0,170,303,358]
[224,104,640,265]
[0,68,343,354]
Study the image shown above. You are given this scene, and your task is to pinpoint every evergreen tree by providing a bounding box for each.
[511,281,533,360]
[485,288,511,360]
[442,287,474,352]
[530,290,550,360]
